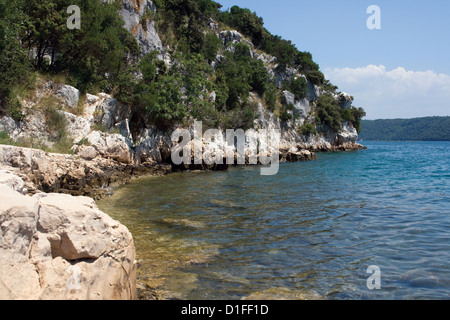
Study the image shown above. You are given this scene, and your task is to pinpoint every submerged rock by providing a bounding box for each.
[156,218,206,230]
[242,287,323,300]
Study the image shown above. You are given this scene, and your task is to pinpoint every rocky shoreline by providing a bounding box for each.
[0,144,172,200]
[0,141,364,200]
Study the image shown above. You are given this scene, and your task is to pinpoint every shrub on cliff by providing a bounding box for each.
[217,4,323,76]
[316,93,343,133]
[298,123,317,136]
[343,107,366,133]
[283,77,308,100]
[115,0,348,133]
[202,33,223,62]
[219,6,265,47]
[114,52,187,132]
[316,93,366,134]
[306,70,325,86]
[1,0,363,139]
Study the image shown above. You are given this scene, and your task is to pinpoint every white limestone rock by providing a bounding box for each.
[54,84,80,109]
[119,0,164,56]
[0,172,137,300]
[86,131,134,164]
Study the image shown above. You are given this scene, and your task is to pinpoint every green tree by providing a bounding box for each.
[316,93,342,133]
[263,34,298,67]
[306,70,325,86]
[20,0,138,92]
[216,49,251,110]
[140,51,166,83]
[298,123,316,136]
[349,107,366,133]
[295,51,319,73]
[22,0,67,70]
[177,53,216,126]
[212,75,229,111]
[263,82,278,112]
[0,0,33,119]
[162,0,201,28]
[249,60,270,96]
[285,77,307,100]
[201,33,222,62]
[197,0,222,18]
[146,73,187,130]
[55,0,139,91]
[220,6,264,46]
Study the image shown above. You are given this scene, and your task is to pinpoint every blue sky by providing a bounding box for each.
[217,0,450,119]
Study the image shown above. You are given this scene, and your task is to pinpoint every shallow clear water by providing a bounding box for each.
[97,141,450,300]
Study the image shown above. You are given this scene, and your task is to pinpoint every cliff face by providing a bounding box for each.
[112,1,362,151]
[119,0,164,57]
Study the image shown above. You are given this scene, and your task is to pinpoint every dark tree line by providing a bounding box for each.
[360,117,450,141]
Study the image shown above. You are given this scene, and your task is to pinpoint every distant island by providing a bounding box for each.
[359,117,450,141]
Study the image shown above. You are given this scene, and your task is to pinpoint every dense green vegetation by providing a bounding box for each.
[360,117,450,141]
[0,0,138,118]
[283,77,308,100]
[0,0,34,121]
[316,93,366,133]
[217,4,324,84]
[0,0,365,137]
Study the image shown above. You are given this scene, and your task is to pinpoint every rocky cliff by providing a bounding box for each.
[119,0,164,57]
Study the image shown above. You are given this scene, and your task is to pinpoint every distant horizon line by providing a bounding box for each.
[363,115,449,121]
[358,139,450,142]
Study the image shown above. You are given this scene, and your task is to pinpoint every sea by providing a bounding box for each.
[97,141,450,300]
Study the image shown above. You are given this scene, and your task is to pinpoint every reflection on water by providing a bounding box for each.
[97,141,450,300]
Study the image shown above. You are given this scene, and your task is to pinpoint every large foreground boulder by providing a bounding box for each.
[0,171,136,300]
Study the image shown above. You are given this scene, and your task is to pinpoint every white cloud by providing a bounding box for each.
[324,65,450,119]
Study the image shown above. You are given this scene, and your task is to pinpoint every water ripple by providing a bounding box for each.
[98,141,450,300]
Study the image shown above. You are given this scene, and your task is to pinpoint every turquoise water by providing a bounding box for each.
[98,141,450,300]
